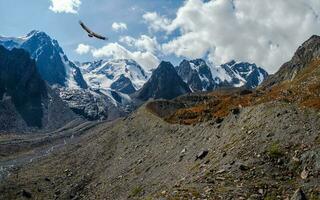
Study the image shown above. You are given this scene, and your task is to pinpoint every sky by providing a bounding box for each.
[1,0,320,73]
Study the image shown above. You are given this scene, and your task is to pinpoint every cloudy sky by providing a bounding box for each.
[1,0,320,73]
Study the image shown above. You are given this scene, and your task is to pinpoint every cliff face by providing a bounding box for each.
[0,46,77,132]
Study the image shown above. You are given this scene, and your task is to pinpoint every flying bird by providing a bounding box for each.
[79,21,108,41]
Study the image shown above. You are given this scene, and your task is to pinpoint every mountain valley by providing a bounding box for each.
[0,32,319,200]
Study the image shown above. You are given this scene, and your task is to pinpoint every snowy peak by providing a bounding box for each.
[80,59,149,94]
[177,59,268,90]
[176,59,215,91]
[0,31,87,89]
[222,60,268,88]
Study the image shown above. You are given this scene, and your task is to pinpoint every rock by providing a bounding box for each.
[55,190,61,196]
[258,189,264,195]
[300,167,308,179]
[215,177,226,181]
[195,150,209,160]
[290,189,307,200]
[239,164,250,171]
[266,132,275,137]
[231,108,240,115]
[248,194,261,200]
[21,189,32,198]
[216,169,226,174]
[215,117,224,124]
[181,148,187,154]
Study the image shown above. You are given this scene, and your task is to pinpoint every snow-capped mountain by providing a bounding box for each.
[223,60,269,88]
[79,59,150,94]
[0,31,134,121]
[176,59,216,91]
[177,59,268,91]
[0,30,87,89]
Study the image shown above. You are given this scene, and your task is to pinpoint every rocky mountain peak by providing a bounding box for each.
[133,61,191,101]
[0,31,87,89]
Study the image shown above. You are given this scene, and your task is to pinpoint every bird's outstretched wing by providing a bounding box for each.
[79,21,93,34]
[92,32,108,40]
[79,21,108,41]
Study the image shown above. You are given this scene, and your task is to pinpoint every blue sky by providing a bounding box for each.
[1,0,320,73]
[0,0,183,64]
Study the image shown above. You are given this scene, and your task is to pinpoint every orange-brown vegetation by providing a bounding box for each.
[147,58,320,125]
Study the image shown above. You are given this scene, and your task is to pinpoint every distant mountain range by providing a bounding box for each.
[0,30,269,129]
[79,59,150,94]
[176,59,268,91]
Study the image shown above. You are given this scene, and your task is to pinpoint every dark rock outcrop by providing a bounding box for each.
[0,46,77,132]
[134,61,191,101]
[111,75,136,94]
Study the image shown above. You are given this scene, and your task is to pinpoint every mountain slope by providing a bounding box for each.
[176,59,216,91]
[80,59,149,94]
[134,61,191,101]
[0,46,77,132]
[262,35,320,88]
[0,31,87,89]
[177,59,268,91]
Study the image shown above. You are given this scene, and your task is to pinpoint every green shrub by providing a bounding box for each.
[131,186,143,197]
[268,142,284,158]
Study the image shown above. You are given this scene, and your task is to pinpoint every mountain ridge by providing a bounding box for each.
[0,45,78,132]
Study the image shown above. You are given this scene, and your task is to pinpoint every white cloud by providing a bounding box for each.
[49,0,81,14]
[145,0,320,73]
[75,44,91,55]
[142,12,172,33]
[91,43,159,71]
[112,22,128,32]
[120,35,160,53]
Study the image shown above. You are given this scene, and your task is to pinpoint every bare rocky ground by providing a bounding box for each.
[0,99,319,200]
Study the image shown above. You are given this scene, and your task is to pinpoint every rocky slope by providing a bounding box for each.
[262,35,320,88]
[0,46,78,133]
[57,88,132,121]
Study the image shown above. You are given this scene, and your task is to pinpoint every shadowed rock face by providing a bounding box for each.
[0,45,78,132]
[134,61,191,101]
[111,75,136,94]
[262,35,320,88]
[0,31,88,89]
[0,45,46,128]
[176,59,215,91]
